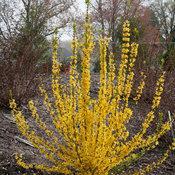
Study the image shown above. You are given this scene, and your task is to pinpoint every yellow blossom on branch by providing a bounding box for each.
[9,1,175,174]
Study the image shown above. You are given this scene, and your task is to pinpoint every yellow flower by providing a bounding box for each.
[9,99,17,109]
[10,17,172,175]
[122,37,130,42]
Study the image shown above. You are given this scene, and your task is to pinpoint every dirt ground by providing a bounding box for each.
[0,74,174,175]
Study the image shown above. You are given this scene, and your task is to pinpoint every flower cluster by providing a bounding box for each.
[124,42,139,106]
[133,72,146,103]
[152,72,165,109]
[116,20,131,108]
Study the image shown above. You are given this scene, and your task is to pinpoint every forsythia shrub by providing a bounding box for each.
[10,1,175,175]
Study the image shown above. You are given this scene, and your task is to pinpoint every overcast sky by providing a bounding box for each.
[77,0,86,11]
[60,0,88,41]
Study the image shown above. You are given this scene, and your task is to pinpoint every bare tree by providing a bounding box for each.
[0,0,75,37]
[90,0,144,53]
[0,0,76,108]
[150,0,175,70]
[150,0,175,45]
